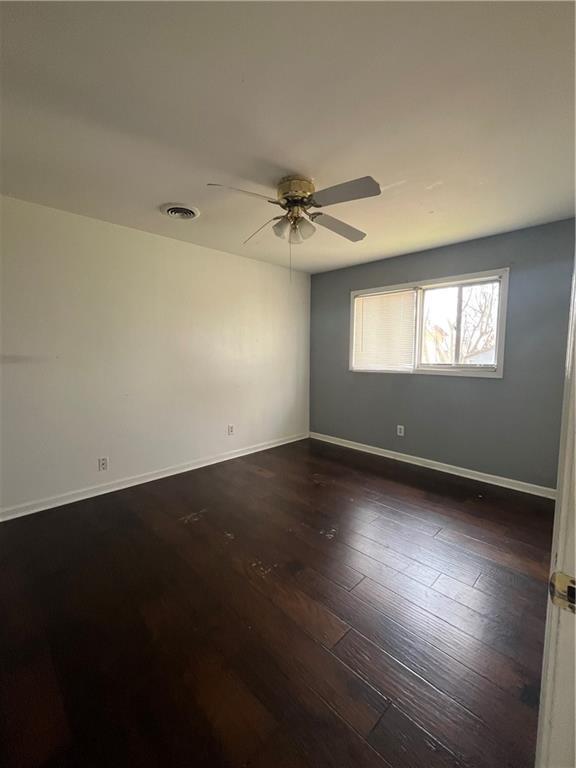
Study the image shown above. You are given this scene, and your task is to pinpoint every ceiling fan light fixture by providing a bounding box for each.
[289,224,303,245]
[297,218,316,240]
[273,217,291,239]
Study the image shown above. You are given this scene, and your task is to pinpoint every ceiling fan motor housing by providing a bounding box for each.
[277,176,315,205]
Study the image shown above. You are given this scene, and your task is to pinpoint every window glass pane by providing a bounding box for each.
[352,290,415,371]
[459,281,499,366]
[420,286,458,365]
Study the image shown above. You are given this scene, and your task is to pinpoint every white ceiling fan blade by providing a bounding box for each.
[243,216,283,245]
[207,183,280,205]
[311,213,366,242]
[312,176,381,207]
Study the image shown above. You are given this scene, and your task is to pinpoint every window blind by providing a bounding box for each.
[352,289,416,371]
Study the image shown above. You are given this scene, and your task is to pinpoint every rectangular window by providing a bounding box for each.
[350,269,508,377]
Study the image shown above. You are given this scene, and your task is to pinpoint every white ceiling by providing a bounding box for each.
[1,2,574,273]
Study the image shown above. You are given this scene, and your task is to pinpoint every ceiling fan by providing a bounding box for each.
[207,175,381,245]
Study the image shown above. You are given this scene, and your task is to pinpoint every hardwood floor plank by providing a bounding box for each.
[332,571,536,695]
[35,543,228,766]
[436,528,549,581]
[197,450,523,594]
[149,546,391,768]
[344,522,482,585]
[248,730,315,768]
[305,440,553,543]
[180,473,413,598]
[367,492,551,551]
[204,511,352,648]
[335,630,516,768]
[294,564,540,748]
[168,494,354,649]
[174,494,366,594]
[353,575,543,671]
[196,500,350,648]
[226,632,391,768]
[0,561,72,768]
[245,560,352,648]
[403,561,441,586]
[168,472,368,593]
[432,573,546,625]
[368,704,464,768]
[343,509,442,543]
[323,528,417,571]
[183,645,277,766]
[368,502,443,536]
[137,499,389,737]
[474,567,549,613]
[144,585,276,767]
[0,647,71,768]
[273,511,404,588]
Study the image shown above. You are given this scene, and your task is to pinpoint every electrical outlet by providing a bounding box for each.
[227,424,235,436]
[97,457,109,472]
[396,425,405,437]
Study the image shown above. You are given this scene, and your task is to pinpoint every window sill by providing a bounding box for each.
[415,366,502,378]
[350,367,503,379]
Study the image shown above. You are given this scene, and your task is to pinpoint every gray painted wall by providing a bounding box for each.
[310,219,574,488]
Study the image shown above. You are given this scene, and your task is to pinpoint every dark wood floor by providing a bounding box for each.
[0,439,554,768]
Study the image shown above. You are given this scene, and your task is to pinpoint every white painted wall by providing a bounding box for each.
[0,197,310,518]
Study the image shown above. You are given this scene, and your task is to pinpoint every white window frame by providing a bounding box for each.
[349,268,509,378]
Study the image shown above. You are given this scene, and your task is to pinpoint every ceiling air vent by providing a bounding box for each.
[159,203,199,220]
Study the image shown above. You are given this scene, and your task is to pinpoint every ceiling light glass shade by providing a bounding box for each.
[273,217,291,239]
[289,224,303,245]
[297,218,316,240]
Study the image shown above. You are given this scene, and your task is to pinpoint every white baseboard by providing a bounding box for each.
[2,430,555,522]
[310,432,556,500]
[0,433,309,522]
